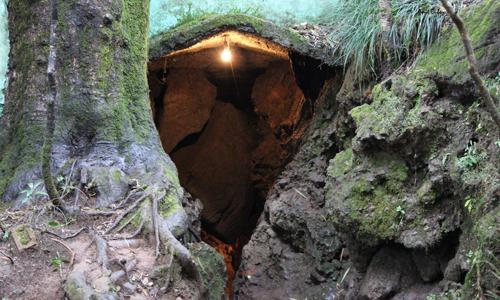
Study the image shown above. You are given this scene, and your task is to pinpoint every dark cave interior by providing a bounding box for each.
[148,31,335,296]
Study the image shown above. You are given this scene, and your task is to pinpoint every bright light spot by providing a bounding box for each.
[221,49,231,61]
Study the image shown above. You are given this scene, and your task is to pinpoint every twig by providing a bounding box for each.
[440,0,500,130]
[104,191,151,234]
[51,238,76,267]
[0,249,14,264]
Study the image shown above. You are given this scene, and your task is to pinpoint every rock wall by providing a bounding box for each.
[156,68,217,153]
[234,1,500,299]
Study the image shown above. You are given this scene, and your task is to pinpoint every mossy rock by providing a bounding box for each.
[189,242,228,300]
[416,0,500,85]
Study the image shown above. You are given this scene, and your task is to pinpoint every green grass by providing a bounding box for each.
[170,2,263,30]
[322,0,464,78]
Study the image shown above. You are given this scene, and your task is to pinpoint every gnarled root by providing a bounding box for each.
[158,219,206,300]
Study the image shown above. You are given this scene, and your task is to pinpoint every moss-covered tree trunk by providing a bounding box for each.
[1,0,179,209]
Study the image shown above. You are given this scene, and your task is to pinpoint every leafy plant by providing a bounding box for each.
[464,196,475,213]
[322,0,462,78]
[57,175,76,196]
[19,181,48,204]
[51,251,69,276]
[396,205,406,219]
[466,250,474,263]
[426,294,436,300]
[457,141,487,169]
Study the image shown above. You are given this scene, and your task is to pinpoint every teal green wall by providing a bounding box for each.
[0,0,8,117]
[149,0,335,36]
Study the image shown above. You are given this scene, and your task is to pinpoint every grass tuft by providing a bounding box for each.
[322,0,464,78]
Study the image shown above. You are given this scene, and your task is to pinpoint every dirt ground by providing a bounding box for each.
[0,206,165,300]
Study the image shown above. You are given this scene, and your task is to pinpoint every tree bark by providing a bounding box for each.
[42,0,62,207]
[379,0,394,77]
[1,0,207,297]
[440,0,500,130]
[1,0,183,210]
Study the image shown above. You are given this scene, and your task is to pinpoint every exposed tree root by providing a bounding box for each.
[107,258,132,283]
[115,211,138,233]
[159,220,205,300]
[36,226,89,240]
[110,259,137,285]
[94,234,109,270]
[188,224,202,243]
[105,192,151,234]
[105,220,144,241]
[114,185,148,210]
[82,210,116,216]
[107,239,144,249]
[151,191,165,257]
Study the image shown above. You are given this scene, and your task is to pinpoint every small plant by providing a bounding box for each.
[19,181,48,204]
[485,71,500,97]
[396,205,406,219]
[427,294,436,300]
[464,196,474,213]
[57,175,76,196]
[457,141,487,169]
[466,250,474,263]
[51,251,69,276]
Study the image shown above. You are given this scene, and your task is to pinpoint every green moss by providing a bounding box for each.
[0,0,48,198]
[417,180,439,205]
[416,0,500,84]
[327,150,409,244]
[149,13,314,60]
[16,226,34,245]
[189,243,228,300]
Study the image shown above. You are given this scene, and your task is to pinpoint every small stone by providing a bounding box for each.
[278,179,288,188]
[103,13,113,24]
[176,297,183,300]
[122,282,135,294]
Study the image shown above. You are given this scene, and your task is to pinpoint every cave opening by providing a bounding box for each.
[148,31,335,296]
